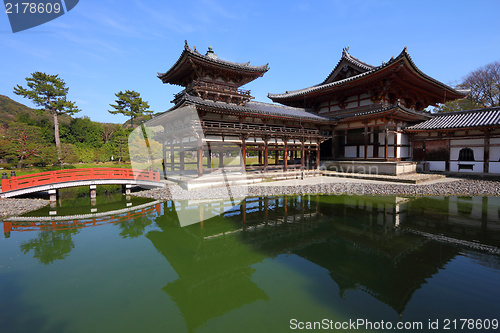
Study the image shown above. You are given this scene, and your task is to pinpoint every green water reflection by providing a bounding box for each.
[1,195,500,332]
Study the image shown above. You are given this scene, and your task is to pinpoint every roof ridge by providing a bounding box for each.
[184,40,269,71]
[432,106,500,117]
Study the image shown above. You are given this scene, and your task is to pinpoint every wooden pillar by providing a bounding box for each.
[241,137,246,173]
[207,143,212,169]
[331,130,336,159]
[264,196,269,222]
[179,142,185,175]
[197,140,203,177]
[384,124,389,160]
[316,140,321,169]
[162,142,167,175]
[484,130,490,173]
[264,138,269,172]
[219,145,224,168]
[300,140,305,170]
[364,124,368,160]
[284,138,288,172]
[241,198,247,225]
[275,149,279,165]
[445,138,450,172]
[258,150,262,166]
[170,141,175,171]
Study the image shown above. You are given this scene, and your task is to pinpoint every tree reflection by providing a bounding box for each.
[116,215,153,238]
[20,229,79,265]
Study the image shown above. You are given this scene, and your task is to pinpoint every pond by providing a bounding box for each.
[1,193,500,332]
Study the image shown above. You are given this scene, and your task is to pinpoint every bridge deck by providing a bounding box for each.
[1,168,163,198]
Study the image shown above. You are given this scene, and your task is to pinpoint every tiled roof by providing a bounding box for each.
[329,103,431,124]
[321,48,378,84]
[168,94,332,122]
[158,41,269,80]
[337,103,430,120]
[268,47,465,101]
[405,107,500,131]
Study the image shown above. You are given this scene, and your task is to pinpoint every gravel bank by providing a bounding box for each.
[0,198,49,218]
[133,178,500,201]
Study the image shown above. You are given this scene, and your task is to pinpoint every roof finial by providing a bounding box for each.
[206,46,217,59]
[184,40,190,50]
[342,46,350,55]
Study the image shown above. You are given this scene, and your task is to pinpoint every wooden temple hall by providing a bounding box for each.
[151,41,332,178]
[150,41,500,179]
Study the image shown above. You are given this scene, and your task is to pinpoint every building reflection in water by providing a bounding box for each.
[5,194,500,331]
[148,195,500,331]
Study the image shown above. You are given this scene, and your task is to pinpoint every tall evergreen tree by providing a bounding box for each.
[13,72,80,160]
[108,90,152,128]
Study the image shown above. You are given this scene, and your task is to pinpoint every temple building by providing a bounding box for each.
[153,41,332,180]
[153,41,500,178]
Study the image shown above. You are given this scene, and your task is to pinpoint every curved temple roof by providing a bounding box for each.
[268,47,468,103]
[155,93,333,123]
[405,107,500,131]
[158,41,269,87]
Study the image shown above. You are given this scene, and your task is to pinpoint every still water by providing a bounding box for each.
[1,192,500,333]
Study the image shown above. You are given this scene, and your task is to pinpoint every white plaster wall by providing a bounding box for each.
[379,147,385,158]
[490,146,500,161]
[387,149,394,158]
[450,147,484,161]
[428,161,446,171]
[378,132,385,144]
[453,139,484,145]
[490,138,500,144]
[367,146,374,158]
[489,162,500,173]
[400,147,409,158]
[388,133,395,145]
[360,99,372,106]
[345,146,357,158]
[396,133,402,145]
[450,162,483,173]
[359,147,364,158]
[401,134,409,145]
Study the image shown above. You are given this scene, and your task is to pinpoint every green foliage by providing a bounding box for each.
[13,72,80,116]
[108,90,152,127]
[433,97,482,113]
[66,117,104,148]
[0,123,47,168]
[76,146,95,163]
[13,72,80,159]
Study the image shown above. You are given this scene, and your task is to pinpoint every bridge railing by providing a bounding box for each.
[1,168,160,193]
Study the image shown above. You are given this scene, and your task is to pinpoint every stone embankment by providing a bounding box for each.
[0,198,49,218]
[133,178,500,201]
[1,178,500,218]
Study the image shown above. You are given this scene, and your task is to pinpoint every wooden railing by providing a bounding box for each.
[202,120,330,137]
[1,168,160,192]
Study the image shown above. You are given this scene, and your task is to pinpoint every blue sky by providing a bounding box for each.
[1,0,500,124]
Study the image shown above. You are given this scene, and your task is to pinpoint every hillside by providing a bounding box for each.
[0,94,72,125]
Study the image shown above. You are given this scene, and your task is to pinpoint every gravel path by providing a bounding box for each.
[133,178,500,201]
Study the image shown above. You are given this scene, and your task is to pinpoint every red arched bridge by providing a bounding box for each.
[0,168,163,198]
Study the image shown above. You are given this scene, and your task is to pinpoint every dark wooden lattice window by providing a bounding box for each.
[458,147,475,161]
